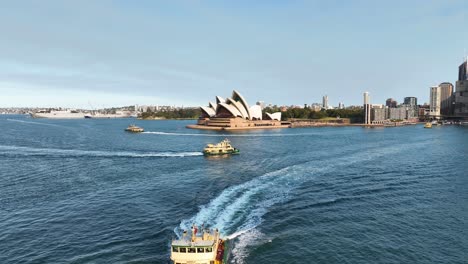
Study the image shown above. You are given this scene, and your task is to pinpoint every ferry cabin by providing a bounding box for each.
[171,228,224,264]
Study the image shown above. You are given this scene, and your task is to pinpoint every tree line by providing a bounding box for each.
[139,108,201,119]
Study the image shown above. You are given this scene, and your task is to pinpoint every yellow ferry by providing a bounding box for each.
[203,139,239,156]
[125,124,144,133]
[424,122,432,128]
[171,225,228,264]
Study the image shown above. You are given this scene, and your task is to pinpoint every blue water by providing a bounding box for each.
[0,115,467,264]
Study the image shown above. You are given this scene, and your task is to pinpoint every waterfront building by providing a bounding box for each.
[405,108,417,120]
[322,95,329,109]
[386,98,397,108]
[195,90,284,130]
[429,86,441,118]
[439,82,454,116]
[388,107,407,120]
[403,97,418,118]
[372,104,384,109]
[404,97,417,106]
[364,92,371,124]
[418,104,430,120]
[454,57,468,117]
[371,107,386,123]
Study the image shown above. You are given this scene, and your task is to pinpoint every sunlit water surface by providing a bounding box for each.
[0,115,467,263]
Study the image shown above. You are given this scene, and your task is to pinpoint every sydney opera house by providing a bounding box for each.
[187,90,286,130]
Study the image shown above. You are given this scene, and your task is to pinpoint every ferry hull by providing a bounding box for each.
[203,150,240,156]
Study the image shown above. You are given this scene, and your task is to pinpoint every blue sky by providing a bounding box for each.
[0,0,466,108]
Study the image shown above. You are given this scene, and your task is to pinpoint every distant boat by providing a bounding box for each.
[424,122,432,128]
[31,110,134,119]
[125,124,144,133]
[31,110,85,119]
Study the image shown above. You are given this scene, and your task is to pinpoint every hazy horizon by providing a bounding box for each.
[0,1,467,108]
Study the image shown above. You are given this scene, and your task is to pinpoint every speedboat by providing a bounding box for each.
[424,122,432,128]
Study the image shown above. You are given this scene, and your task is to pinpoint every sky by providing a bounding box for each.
[0,0,467,108]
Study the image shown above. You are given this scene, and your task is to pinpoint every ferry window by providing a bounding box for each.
[197,248,204,253]
[172,247,179,252]
[188,248,196,253]
[179,248,186,253]
[206,247,213,252]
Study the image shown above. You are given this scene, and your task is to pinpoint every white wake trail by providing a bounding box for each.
[176,141,431,263]
[0,145,203,158]
[6,118,66,128]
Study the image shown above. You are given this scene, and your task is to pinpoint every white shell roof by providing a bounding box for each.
[217,102,243,117]
[201,90,268,120]
[266,112,281,121]
[232,90,251,119]
[209,102,217,111]
[227,98,249,119]
[249,105,262,120]
[216,96,225,104]
[201,106,216,117]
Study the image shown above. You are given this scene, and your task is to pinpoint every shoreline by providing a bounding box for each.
[186,124,290,130]
[186,122,420,130]
[138,117,197,120]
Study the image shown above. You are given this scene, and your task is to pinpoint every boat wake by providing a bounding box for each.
[176,162,324,263]
[6,118,66,127]
[143,131,319,137]
[176,141,430,263]
[0,145,203,158]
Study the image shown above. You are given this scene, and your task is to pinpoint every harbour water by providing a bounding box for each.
[0,115,467,263]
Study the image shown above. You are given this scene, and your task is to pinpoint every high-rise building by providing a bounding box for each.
[371,108,386,122]
[404,97,417,106]
[388,107,407,120]
[322,95,329,109]
[454,57,468,117]
[403,97,418,118]
[386,98,397,108]
[459,58,468,81]
[364,92,371,124]
[429,86,441,118]
[439,82,454,116]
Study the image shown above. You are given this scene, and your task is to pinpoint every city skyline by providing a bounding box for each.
[0,1,467,108]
